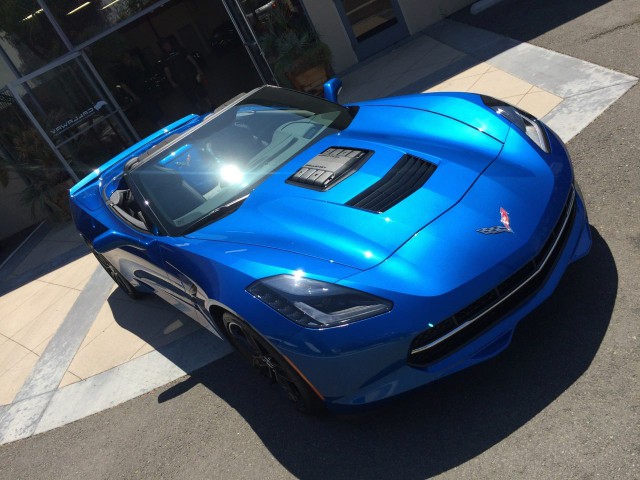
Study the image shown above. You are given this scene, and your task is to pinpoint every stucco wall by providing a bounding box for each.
[301,0,358,73]
[397,0,476,35]
[302,0,476,72]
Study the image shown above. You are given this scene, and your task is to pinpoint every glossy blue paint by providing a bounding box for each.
[323,78,343,103]
[69,86,591,410]
[357,92,511,142]
[188,104,504,270]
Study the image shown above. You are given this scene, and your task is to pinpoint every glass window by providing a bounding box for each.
[15,57,133,175]
[44,0,159,45]
[0,88,72,220]
[0,0,67,76]
[246,1,331,92]
[87,0,261,137]
[0,49,18,89]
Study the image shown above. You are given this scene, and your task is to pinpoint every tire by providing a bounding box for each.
[221,312,325,415]
[92,251,142,299]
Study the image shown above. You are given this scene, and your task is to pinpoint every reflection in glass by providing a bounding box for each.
[16,58,132,175]
[20,59,109,138]
[45,0,158,45]
[0,51,17,89]
[246,1,330,92]
[0,88,72,220]
[342,0,397,41]
[0,0,67,76]
[88,0,261,136]
[57,115,131,173]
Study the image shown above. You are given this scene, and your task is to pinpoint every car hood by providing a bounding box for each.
[355,92,510,143]
[187,102,506,270]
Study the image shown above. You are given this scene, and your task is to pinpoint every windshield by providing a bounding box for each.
[126,86,356,236]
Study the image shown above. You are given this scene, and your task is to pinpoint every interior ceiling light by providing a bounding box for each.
[100,0,120,10]
[67,2,91,15]
[21,8,43,21]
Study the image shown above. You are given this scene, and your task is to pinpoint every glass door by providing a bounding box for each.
[225,0,278,85]
[10,54,136,177]
[336,0,408,60]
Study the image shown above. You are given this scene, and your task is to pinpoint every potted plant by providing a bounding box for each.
[0,124,72,221]
[258,6,332,95]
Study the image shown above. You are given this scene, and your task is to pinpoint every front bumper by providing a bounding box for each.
[271,188,591,411]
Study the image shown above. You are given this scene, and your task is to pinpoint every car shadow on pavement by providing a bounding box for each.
[451,0,611,44]
[0,236,88,297]
[378,0,613,104]
[156,226,615,479]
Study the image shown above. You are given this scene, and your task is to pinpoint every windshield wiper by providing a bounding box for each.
[183,194,250,235]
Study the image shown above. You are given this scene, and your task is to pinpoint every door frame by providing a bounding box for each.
[333,0,409,60]
[7,51,138,180]
[225,0,278,85]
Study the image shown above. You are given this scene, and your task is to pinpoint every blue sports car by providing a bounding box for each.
[70,80,591,413]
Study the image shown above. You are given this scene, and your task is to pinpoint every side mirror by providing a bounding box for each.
[323,77,343,103]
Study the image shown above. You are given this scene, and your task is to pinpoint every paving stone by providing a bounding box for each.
[0,352,39,405]
[517,90,563,118]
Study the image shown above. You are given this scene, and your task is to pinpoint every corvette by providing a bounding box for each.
[70,80,591,413]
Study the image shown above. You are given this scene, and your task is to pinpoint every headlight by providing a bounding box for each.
[247,275,392,328]
[481,95,550,153]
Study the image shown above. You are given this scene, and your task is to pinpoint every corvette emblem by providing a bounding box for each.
[477,207,514,235]
[499,207,512,232]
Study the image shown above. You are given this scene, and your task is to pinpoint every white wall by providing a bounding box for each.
[301,0,475,72]
[301,0,358,73]
[397,0,475,35]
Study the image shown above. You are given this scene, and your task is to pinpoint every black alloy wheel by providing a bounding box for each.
[92,251,141,299]
[221,312,324,415]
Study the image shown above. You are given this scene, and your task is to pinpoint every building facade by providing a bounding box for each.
[0,0,473,242]
[307,0,475,72]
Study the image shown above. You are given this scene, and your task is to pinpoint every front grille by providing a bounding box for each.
[409,187,577,367]
[346,154,436,213]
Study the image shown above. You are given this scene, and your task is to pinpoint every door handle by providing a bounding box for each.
[188,283,197,298]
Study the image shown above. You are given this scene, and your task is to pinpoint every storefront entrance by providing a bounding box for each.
[8,52,137,178]
[1,0,272,180]
[88,0,266,140]
[335,0,408,59]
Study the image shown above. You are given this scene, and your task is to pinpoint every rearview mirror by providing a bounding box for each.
[323,77,343,103]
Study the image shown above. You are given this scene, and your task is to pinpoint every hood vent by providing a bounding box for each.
[346,154,436,213]
[287,147,371,191]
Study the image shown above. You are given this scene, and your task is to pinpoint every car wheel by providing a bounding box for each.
[221,312,325,415]
[92,251,141,299]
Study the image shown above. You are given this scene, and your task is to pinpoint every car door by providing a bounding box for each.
[93,213,207,326]
[157,237,220,335]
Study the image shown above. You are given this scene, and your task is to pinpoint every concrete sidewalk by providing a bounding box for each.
[0,19,635,445]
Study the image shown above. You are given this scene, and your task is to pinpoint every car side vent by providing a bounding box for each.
[287,147,372,191]
[346,154,436,213]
